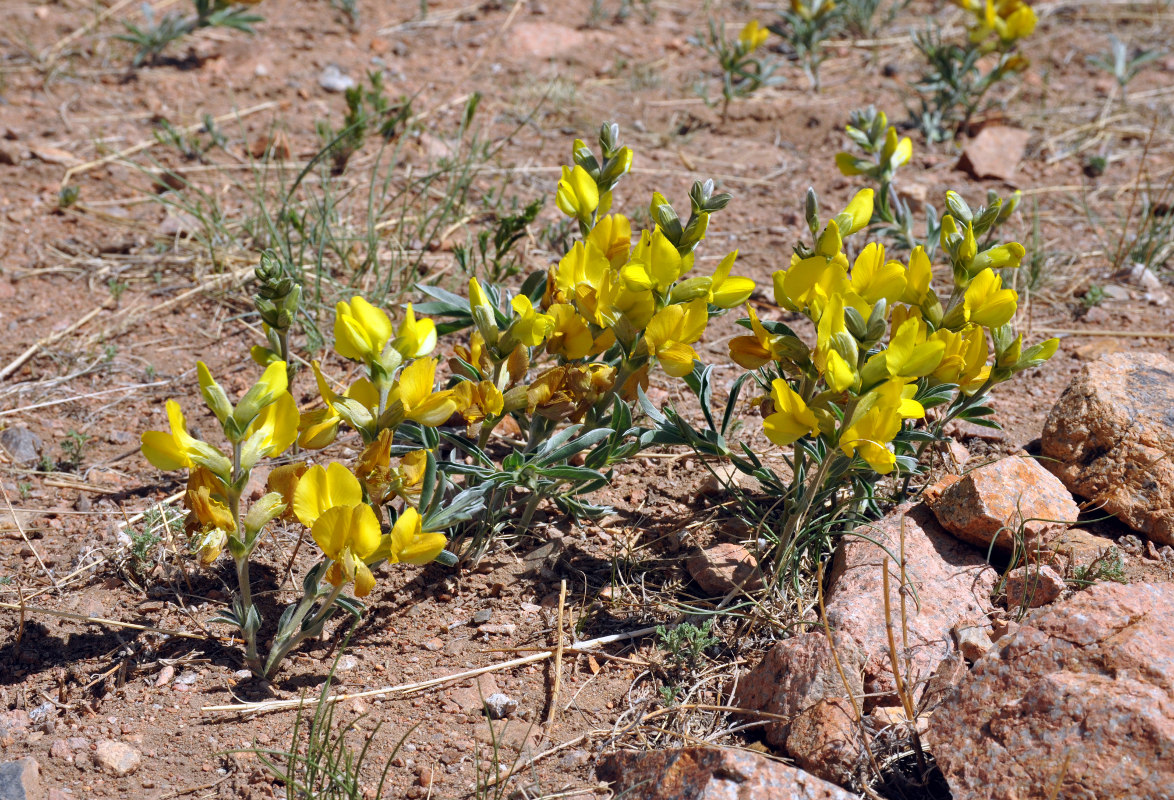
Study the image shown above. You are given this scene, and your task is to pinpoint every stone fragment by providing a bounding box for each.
[686,542,760,596]
[0,428,43,468]
[956,126,1031,183]
[93,740,141,777]
[482,693,517,720]
[511,22,592,60]
[596,746,860,800]
[930,582,1174,800]
[448,674,500,715]
[695,464,754,499]
[0,758,40,800]
[870,706,931,735]
[1004,564,1065,609]
[735,632,863,748]
[1041,352,1174,545]
[926,456,1078,554]
[1046,527,1117,571]
[317,65,355,92]
[825,503,997,706]
[954,623,994,662]
[785,696,861,787]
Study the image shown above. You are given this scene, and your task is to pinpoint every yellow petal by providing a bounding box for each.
[293,462,362,528]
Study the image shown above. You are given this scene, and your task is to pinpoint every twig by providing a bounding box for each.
[546,579,568,727]
[203,624,661,715]
[1031,327,1174,339]
[2,483,57,588]
[0,302,109,381]
[882,557,929,774]
[0,381,169,417]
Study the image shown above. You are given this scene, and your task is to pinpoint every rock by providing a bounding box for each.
[318,65,355,93]
[0,758,40,800]
[1046,527,1117,571]
[926,456,1078,555]
[786,696,861,786]
[596,746,860,800]
[448,674,500,715]
[1041,352,1174,545]
[954,623,994,662]
[472,609,492,625]
[48,740,71,762]
[825,503,998,706]
[1004,564,1065,609]
[510,22,591,60]
[956,126,1032,183]
[154,665,175,687]
[482,693,517,720]
[929,582,1174,800]
[0,428,43,467]
[93,740,141,777]
[686,542,760,596]
[29,145,79,166]
[695,464,753,499]
[735,632,863,748]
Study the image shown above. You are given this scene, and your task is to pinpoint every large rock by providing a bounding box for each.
[785,697,861,786]
[926,457,1078,555]
[0,758,40,800]
[734,632,863,748]
[825,503,998,706]
[1041,352,1174,545]
[596,746,860,799]
[930,582,1174,800]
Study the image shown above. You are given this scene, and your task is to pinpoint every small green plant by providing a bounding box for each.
[695,20,781,115]
[108,279,128,302]
[453,198,544,284]
[771,0,842,92]
[1071,546,1127,586]
[1081,284,1105,308]
[118,0,264,67]
[329,0,360,30]
[911,0,1036,141]
[840,0,909,39]
[241,643,411,799]
[125,504,183,583]
[656,619,719,670]
[58,185,79,208]
[17,482,31,500]
[1088,36,1164,101]
[61,430,91,472]
[315,71,412,175]
[153,115,224,162]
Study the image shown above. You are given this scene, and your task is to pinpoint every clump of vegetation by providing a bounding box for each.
[772,0,842,92]
[118,0,265,67]
[912,0,1037,141]
[696,20,782,114]
[1088,35,1164,102]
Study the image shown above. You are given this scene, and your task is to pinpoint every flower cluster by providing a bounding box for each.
[952,0,1037,46]
[730,187,1056,475]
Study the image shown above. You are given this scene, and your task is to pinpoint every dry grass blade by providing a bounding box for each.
[0,301,110,381]
[0,599,236,642]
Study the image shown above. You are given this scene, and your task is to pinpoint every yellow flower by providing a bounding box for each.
[729,305,786,369]
[738,20,769,53]
[298,362,379,449]
[850,242,907,307]
[292,462,364,529]
[839,381,923,474]
[141,400,230,474]
[454,379,504,424]
[632,227,687,295]
[644,299,708,378]
[899,246,934,306]
[963,268,1018,328]
[334,296,392,364]
[555,164,599,223]
[545,303,595,360]
[526,364,615,422]
[763,379,819,446]
[315,504,382,597]
[508,295,555,347]
[839,189,874,234]
[240,391,299,470]
[814,295,858,390]
[267,462,308,520]
[586,214,632,268]
[392,303,437,360]
[929,324,990,393]
[378,507,447,566]
[389,358,460,427]
[708,250,755,309]
[881,127,913,169]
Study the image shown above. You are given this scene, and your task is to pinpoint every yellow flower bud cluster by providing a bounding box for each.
[952,0,1037,46]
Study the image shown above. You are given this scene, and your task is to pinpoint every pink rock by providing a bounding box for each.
[734,632,863,748]
[786,696,862,787]
[93,739,140,777]
[825,503,998,707]
[1041,352,1174,545]
[596,746,860,799]
[0,757,40,800]
[929,582,1174,800]
[926,456,1078,555]
[687,542,760,596]
[956,126,1032,183]
[1004,564,1065,609]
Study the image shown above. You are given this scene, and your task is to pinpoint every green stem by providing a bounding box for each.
[229,441,262,673]
[263,570,346,679]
